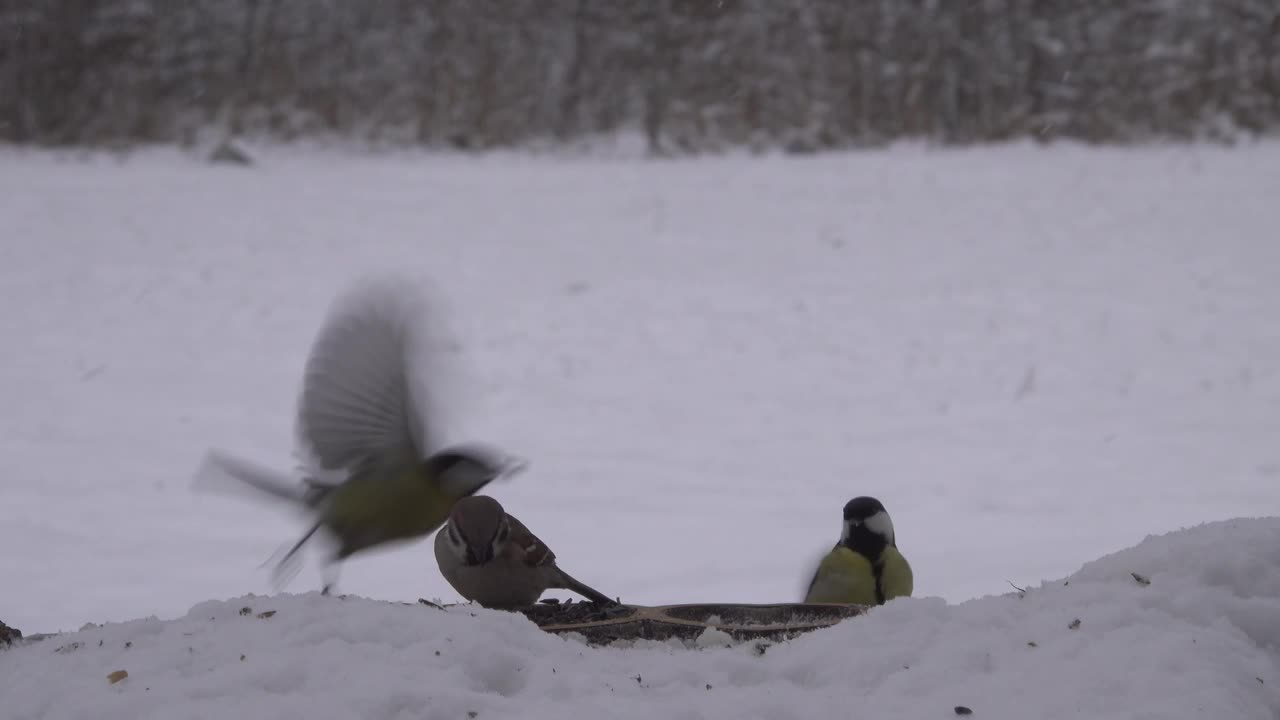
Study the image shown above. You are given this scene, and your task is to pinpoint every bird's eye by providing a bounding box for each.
[447,526,461,546]
[496,525,509,544]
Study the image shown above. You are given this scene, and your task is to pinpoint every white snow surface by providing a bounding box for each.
[3,518,1279,720]
[2,140,1280,716]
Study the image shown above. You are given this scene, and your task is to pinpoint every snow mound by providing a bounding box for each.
[4,519,1279,720]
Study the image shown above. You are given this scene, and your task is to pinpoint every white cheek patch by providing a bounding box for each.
[446,524,466,552]
[863,511,896,545]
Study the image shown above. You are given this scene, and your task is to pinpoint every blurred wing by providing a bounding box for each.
[295,278,431,475]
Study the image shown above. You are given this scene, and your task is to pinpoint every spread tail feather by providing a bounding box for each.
[554,569,618,606]
[193,448,318,507]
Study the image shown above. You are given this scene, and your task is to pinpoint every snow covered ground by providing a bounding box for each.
[1,140,1279,716]
[3,518,1279,719]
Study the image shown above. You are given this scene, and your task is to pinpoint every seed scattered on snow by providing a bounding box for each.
[257,611,276,619]
[107,670,128,685]
[1131,572,1151,586]
[1069,619,1081,630]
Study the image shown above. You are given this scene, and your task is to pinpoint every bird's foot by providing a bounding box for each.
[318,563,341,597]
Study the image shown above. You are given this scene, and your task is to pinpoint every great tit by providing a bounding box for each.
[434,495,616,609]
[803,496,913,605]
[193,278,525,594]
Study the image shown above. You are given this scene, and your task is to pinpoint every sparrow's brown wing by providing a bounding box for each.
[504,513,616,605]
[504,514,557,568]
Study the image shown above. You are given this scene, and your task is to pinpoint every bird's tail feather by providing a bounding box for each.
[555,569,618,606]
[192,448,314,507]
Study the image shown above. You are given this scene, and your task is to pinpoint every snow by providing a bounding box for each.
[3,518,1279,719]
[2,140,1279,716]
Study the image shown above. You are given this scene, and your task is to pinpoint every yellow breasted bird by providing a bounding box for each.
[193,278,526,594]
[804,496,913,605]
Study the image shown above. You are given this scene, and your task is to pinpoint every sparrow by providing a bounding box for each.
[804,496,913,605]
[434,495,616,609]
[193,277,525,594]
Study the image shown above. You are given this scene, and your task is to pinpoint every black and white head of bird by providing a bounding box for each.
[444,495,511,566]
[426,443,529,499]
[841,496,896,547]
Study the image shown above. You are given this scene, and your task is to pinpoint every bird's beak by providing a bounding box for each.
[465,545,493,565]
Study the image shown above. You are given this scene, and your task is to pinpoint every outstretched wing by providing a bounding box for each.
[294,277,433,476]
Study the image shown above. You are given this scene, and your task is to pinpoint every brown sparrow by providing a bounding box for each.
[434,495,617,609]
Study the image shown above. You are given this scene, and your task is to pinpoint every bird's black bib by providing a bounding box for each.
[843,526,889,605]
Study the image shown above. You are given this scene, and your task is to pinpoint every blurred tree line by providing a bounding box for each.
[1,0,1277,152]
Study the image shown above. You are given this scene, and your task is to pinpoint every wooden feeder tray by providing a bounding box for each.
[517,600,868,645]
